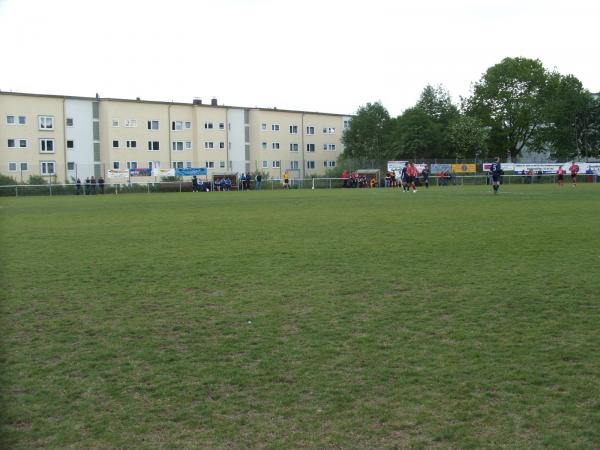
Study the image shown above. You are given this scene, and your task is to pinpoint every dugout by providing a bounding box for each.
[212,172,238,190]
[355,169,380,187]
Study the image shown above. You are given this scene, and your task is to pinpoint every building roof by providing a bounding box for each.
[0,90,351,117]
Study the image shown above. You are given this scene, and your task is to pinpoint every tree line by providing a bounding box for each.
[342,57,600,163]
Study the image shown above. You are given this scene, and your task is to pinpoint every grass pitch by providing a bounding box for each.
[1,185,600,448]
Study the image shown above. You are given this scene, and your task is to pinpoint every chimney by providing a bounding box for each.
[211,98,218,106]
[193,98,202,105]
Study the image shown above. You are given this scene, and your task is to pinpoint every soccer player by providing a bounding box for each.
[569,161,580,187]
[490,156,503,194]
[399,163,408,192]
[557,165,565,187]
[407,162,419,193]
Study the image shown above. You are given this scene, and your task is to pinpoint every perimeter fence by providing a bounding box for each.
[1,173,598,197]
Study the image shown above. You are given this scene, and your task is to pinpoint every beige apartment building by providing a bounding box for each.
[0,91,351,184]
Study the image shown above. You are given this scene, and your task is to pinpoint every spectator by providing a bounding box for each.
[256,173,262,191]
[192,175,198,192]
[76,178,82,195]
[98,176,105,194]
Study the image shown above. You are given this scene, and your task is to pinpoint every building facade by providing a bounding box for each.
[0,92,351,183]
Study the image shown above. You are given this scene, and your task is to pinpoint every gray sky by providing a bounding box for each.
[0,0,598,116]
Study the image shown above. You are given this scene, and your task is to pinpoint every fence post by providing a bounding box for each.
[179,181,182,193]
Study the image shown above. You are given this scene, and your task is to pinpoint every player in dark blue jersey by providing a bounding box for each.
[490,156,503,194]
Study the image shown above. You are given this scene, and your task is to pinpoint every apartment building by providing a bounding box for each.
[0,91,350,183]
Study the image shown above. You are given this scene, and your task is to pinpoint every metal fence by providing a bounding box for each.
[1,173,598,197]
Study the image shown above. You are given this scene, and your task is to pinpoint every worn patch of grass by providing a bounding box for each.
[1,184,600,448]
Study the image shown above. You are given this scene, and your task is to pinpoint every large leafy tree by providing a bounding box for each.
[539,74,600,160]
[466,57,551,161]
[447,114,490,161]
[341,102,392,161]
[416,84,459,126]
[390,107,443,160]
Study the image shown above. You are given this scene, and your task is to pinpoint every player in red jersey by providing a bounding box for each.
[557,166,565,187]
[569,161,580,186]
[407,163,419,193]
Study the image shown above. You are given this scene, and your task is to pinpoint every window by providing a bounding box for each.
[219,142,225,149]
[261,123,267,131]
[126,140,137,149]
[343,119,350,129]
[306,161,315,169]
[205,161,215,168]
[9,162,28,171]
[112,140,119,148]
[125,119,137,128]
[67,162,75,171]
[204,122,213,129]
[148,160,160,170]
[289,143,299,152]
[272,124,280,131]
[185,141,192,150]
[323,127,336,134]
[66,118,74,127]
[289,125,298,134]
[112,119,120,127]
[324,160,336,168]
[219,122,225,130]
[186,161,192,168]
[6,115,26,125]
[185,121,192,129]
[39,116,54,130]
[172,121,184,131]
[67,140,74,149]
[272,142,280,150]
[172,141,184,151]
[127,161,137,169]
[112,161,120,169]
[323,143,336,151]
[20,162,28,171]
[8,162,17,171]
[40,161,56,175]
[9,138,28,149]
[306,126,315,135]
[147,141,160,151]
[272,160,281,168]
[172,161,184,169]
[290,160,299,170]
[219,160,226,168]
[40,139,55,153]
[261,142,267,150]
[262,160,268,169]
[147,120,159,130]
[204,141,214,149]
[306,143,315,152]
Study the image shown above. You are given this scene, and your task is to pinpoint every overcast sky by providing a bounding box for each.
[0,0,598,116]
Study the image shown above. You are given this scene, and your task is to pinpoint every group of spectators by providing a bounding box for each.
[341,170,375,188]
[75,176,105,195]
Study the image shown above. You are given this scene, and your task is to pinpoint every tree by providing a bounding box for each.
[466,57,551,161]
[390,107,443,160]
[416,84,459,125]
[341,102,392,161]
[539,74,600,160]
[448,114,489,161]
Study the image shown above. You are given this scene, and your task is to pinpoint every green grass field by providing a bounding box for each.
[1,185,599,449]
